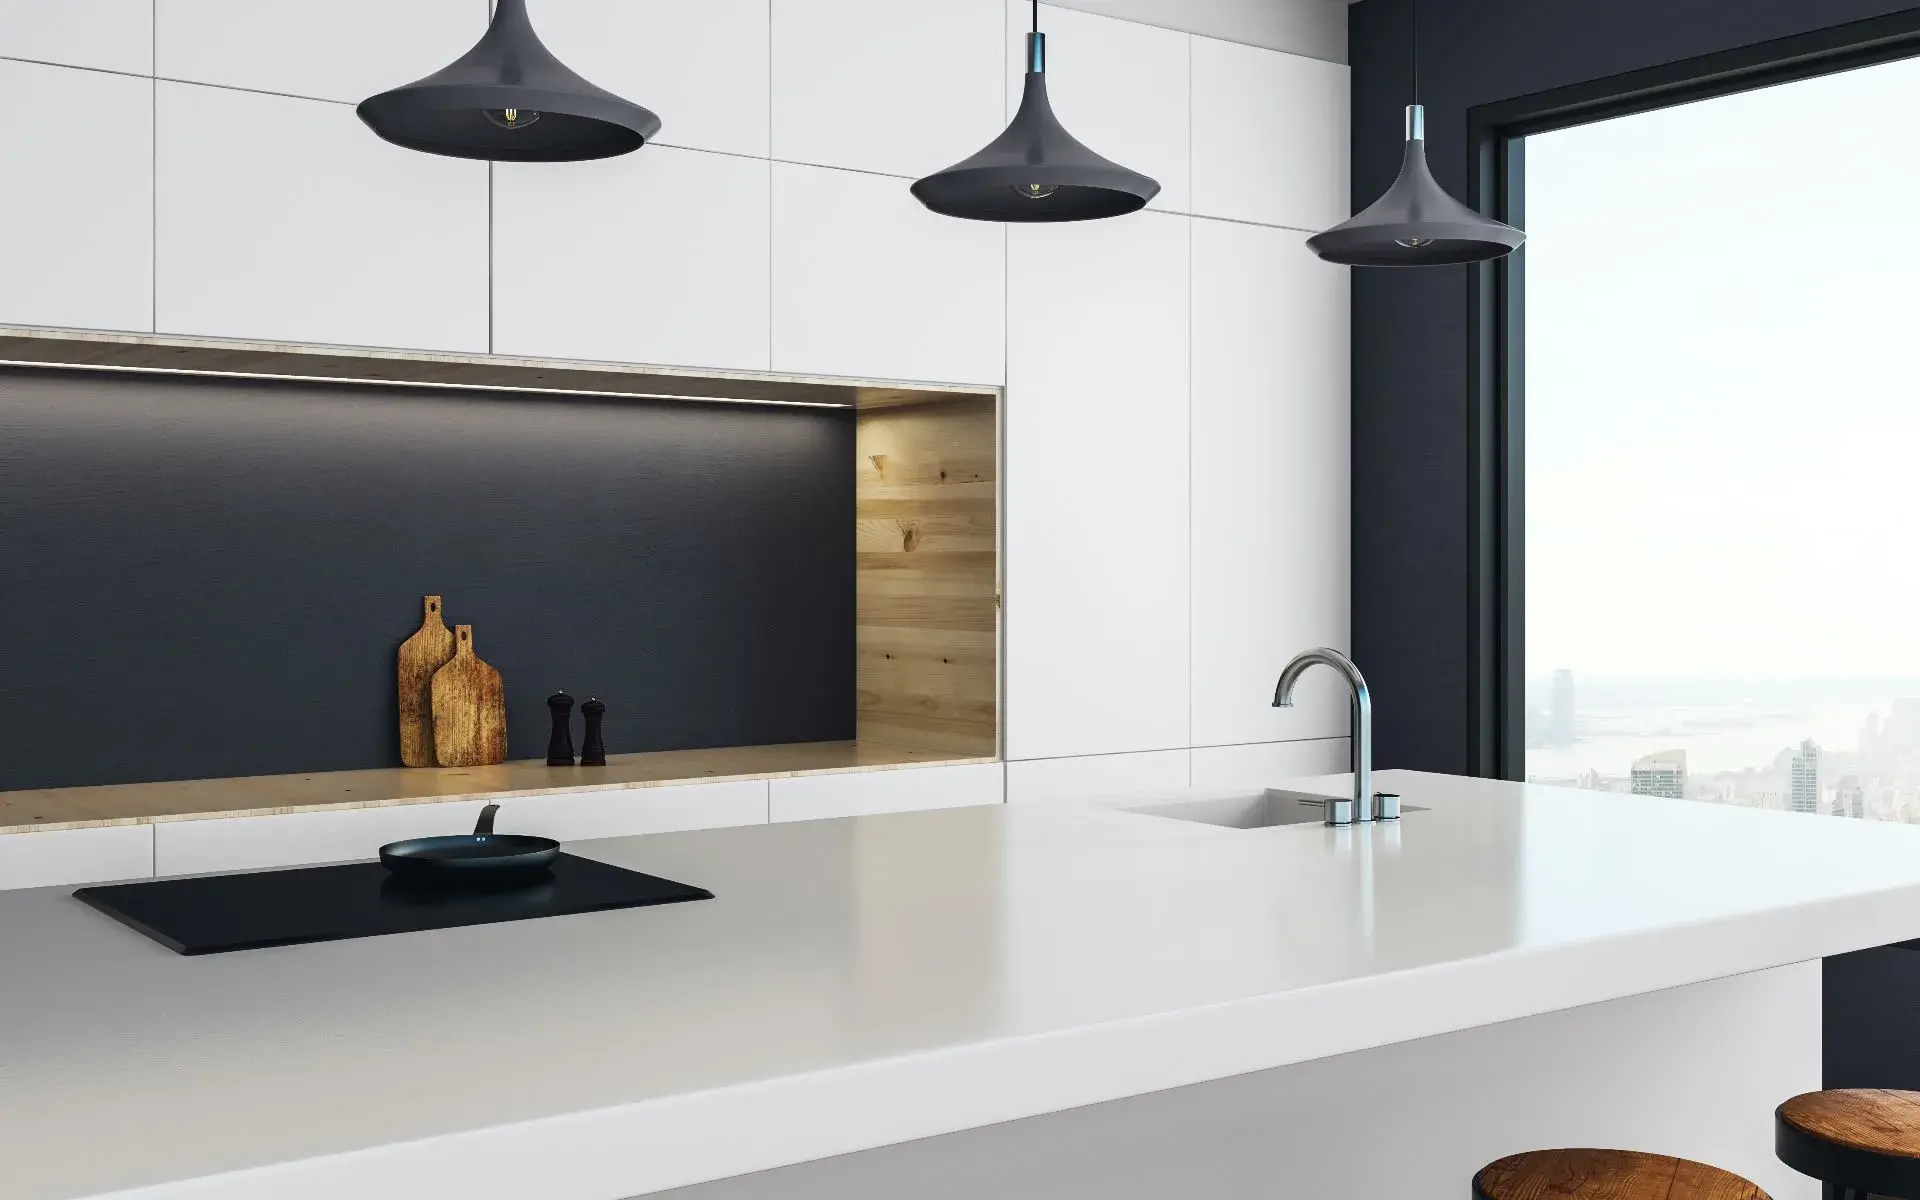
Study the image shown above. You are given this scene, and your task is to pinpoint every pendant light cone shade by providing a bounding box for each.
[1306,107,1525,266]
[357,0,660,162]
[911,32,1159,223]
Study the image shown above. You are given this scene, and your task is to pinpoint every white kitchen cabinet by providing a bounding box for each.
[1189,738,1350,792]
[534,0,770,158]
[155,0,479,104]
[0,825,153,891]
[1005,210,1189,760]
[494,147,771,372]
[0,0,151,74]
[495,781,768,843]
[1006,750,1190,805]
[1004,2,1190,213]
[1190,36,1348,231]
[0,62,152,333]
[154,800,492,877]
[151,782,772,877]
[1191,219,1350,747]
[772,162,1004,384]
[772,0,1003,180]
[155,83,488,352]
[769,763,1004,824]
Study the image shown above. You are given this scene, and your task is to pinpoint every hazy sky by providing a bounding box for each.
[1526,55,1920,682]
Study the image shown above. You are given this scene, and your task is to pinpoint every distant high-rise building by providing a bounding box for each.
[1835,775,1867,820]
[1550,670,1577,748]
[1630,749,1687,800]
[1885,701,1920,760]
[1790,740,1820,814]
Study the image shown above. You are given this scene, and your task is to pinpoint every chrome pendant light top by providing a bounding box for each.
[912,0,1159,223]
[357,0,661,162]
[1306,0,1523,266]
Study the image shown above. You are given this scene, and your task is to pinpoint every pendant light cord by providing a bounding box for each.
[1032,0,1039,34]
[1410,0,1420,102]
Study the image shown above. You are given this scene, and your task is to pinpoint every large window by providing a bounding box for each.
[1523,55,1920,819]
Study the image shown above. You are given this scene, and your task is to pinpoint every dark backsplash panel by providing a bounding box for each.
[0,368,855,791]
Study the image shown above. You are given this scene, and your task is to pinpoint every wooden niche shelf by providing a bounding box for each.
[0,327,1002,830]
[855,394,999,759]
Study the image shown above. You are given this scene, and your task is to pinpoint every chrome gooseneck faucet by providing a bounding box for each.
[1274,648,1391,826]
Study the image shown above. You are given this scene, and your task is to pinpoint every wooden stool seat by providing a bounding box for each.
[1777,1089,1920,1199]
[1475,1148,1770,1200]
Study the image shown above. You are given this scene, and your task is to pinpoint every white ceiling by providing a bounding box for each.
[1044,0,1349,64]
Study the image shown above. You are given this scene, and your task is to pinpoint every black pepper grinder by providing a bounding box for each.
[545,692,576,766]
[580,698,607,766]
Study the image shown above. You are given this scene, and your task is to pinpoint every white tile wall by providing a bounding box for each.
[1191,36,1349,230]
[1005,2,1191,213]
[772,161,1005,384]
[0,825,152,891]
[1191,218,1350,746]
[0,0,151,75]
[494,146,771,371]
[1006,209,1189,760]
[1006,750,1190,804]
[155,82,488,351]
[770,763,1005,823]
[536,0,771,159]
[0,61,152,333]
[772,0,1004,180]
[155,0,479,104]
[1189,738,1350,792]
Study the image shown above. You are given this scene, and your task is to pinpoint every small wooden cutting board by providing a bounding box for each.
[396,595,455,767]
[431,625,508,768]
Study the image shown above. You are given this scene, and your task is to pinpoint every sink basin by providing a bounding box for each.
[1124,789,1422,830]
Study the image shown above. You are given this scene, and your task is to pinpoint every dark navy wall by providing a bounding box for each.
[1350,0,1920,774]
[0,369,855,791]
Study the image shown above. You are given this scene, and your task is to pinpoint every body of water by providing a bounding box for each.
[1524,681,1920,780]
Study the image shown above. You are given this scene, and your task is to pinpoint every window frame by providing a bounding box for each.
[1464,9,1920,779]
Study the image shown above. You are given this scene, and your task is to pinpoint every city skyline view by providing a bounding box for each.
[1525,672,1920,821]
[1523,52,1920,821]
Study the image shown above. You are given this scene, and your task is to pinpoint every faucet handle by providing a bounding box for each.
[1373,792,1401,821]
[1324,795,1356,826]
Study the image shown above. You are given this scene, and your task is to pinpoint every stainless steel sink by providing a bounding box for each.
[1124,789,1423,830]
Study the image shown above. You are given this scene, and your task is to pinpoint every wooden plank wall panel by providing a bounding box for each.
[855,397,1000,758]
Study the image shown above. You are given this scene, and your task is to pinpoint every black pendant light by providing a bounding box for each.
[1306,0,1523,266]
[357,0,661,163]
[912,0,1159,223]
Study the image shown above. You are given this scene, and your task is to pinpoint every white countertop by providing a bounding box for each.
[8,770,1920,1200]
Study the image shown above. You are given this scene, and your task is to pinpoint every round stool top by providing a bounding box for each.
[1475,1149,1769,1200]
[1777,1089,1920,1197]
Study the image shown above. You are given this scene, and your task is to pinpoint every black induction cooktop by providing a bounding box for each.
[74,854,713,955]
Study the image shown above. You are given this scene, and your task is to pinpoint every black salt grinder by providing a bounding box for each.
[546,692,576,766]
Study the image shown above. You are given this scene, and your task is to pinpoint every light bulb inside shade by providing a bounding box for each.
[483,108,542,131]
[1014,183,1059,201]
[1395,236,1435,248]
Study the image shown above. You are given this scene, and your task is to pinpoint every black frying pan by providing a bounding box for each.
[379,803,559,884]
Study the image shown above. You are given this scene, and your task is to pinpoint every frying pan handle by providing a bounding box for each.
[474,803,501,836]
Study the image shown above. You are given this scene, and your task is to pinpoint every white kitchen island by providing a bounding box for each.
[5,769,1920,1200]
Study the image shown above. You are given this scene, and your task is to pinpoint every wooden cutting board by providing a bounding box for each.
[396,595,455,767]
[431,625,508,768]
